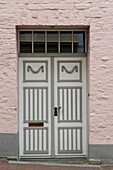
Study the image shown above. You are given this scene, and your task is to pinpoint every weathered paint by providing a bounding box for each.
[0,0,113,145]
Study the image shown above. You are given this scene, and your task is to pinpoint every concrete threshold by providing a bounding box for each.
[9,160,101,168]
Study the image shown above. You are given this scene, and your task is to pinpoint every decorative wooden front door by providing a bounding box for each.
[19,57,86,159]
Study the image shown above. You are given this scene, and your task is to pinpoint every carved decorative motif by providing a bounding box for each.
[61,65,78,74]
[27,66,44,74]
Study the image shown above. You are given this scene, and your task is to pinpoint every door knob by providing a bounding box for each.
[54,106,61,116]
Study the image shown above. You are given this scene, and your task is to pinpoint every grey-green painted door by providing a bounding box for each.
[19,57,87,158]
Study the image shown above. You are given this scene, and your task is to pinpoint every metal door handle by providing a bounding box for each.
[54,107,57,116]
[54,107,61,116]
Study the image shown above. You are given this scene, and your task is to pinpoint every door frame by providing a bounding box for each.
[17,28,89,160]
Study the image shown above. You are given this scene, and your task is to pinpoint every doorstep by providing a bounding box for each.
[9,160,101,168]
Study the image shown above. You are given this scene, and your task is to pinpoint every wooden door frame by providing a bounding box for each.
[17,28,88,160]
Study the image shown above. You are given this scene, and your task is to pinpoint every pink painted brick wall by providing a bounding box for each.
[0,0,113,144]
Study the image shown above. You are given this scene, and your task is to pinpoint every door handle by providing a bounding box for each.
[54,107,61,116]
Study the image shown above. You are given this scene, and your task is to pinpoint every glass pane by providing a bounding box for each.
[60,42,72,53]
[60,31,72,53]
[33,31,45,42]
[20,42,32,53]
[20,31,32,53]
[73,32,85,53]
[20,31,32,41]
[33,31,45,53]
[47,31,58,53]
[47,31,58,42]
[34,42,45,53]
[47,42,58,53]
[60,31,72,42]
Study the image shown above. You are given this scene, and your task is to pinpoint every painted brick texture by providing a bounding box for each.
[0,0,113,144]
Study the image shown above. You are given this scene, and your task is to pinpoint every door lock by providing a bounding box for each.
[54,106,61,116]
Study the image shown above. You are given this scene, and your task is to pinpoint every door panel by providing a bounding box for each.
[24,127,48,154]
[24,87,48,123]
[23,60,48,82]
[54,57,86,157]
[58,127,82,153]
[19,57,51,158]
[57,87,82,122]
[57,60,82,82]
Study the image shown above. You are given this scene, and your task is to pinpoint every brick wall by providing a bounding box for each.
[0,0,113,144]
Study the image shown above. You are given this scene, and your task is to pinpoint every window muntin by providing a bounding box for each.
[19,30,86,54]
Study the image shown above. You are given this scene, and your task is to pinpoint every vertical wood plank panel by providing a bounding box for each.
[62,89,64,121]
[60,129,63,150]
[43,129,46,150]
[39,129,42,150]
[77,89,80,120]
[59,89,63,120]
[26,129,29,151]
[64,129,67,150]
[71,89,73,121]
[64,89,67,120]
[37,129,39,151]
[28,89,30,121]
[30,89,33,121]
[34,129,37,151]
[37,89,39,121]
[25,89,28,121]
[73,89,76,120]
[34,89,37,121]
[30,129,33,151]
[68,89,71,120]
[39,89,42,121]
[69,129,71,150]
[73,129,76,150]
[43,89,46,121]
[42,89,43,121]
[29,129,31,151]
[33,89,35,121]
[75,89,77,120]
[67,89,68,120]
[77,129,80,150]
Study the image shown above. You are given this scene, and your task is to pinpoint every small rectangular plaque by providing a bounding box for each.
[29,123,44,127]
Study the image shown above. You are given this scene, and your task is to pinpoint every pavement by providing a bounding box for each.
[0,158,113,170]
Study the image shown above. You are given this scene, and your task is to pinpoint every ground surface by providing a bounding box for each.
[0,159,113,170]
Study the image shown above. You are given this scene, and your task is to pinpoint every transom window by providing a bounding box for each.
[19,30,86,54]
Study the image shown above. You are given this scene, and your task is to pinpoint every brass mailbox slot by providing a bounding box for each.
[29,123,44,127]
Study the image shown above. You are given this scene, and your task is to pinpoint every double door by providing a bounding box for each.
[19,57,87,158]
